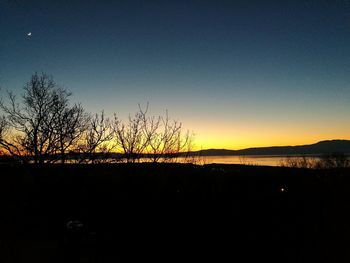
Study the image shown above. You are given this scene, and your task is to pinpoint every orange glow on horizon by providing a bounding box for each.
[187,121,350,150]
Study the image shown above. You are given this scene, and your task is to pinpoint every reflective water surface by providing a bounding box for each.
[187,155,323,166]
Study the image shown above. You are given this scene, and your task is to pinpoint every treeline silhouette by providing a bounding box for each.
[0,73,193,164]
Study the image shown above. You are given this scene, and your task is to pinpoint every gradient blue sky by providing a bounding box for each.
[1,0,350,149]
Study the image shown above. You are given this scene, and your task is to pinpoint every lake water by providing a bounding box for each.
[66,155,323,166]
[186,155,322,166]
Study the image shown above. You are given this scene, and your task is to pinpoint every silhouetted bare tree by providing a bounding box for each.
[0,73,86,164]
[113,105,194,163]
[77,111,114,163]
[49,88,87,163]
[0,115,7,142]
[141,108,193,162]
[0,74,55,163]
[113,107,149,163]
[0,115,11,155]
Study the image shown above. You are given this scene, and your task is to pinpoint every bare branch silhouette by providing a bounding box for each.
[113,106,149,163]
[0,73,87,164]
[142,109,193,162]
[76,111,114,163]
[113,104,195,163]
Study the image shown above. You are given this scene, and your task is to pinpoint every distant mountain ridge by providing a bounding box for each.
[192,140,350,156]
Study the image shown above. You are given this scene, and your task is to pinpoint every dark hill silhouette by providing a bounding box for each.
[192,139,350,156]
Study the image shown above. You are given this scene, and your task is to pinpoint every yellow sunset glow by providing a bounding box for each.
[188,121,350,150]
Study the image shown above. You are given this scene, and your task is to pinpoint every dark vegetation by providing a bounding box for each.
[280,153,350,169]
[0,73,193,164]
[1,163,350,262]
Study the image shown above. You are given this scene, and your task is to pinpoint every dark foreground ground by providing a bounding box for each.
[0,163,350,262]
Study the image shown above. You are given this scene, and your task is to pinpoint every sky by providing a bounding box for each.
[1,0,350,149]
